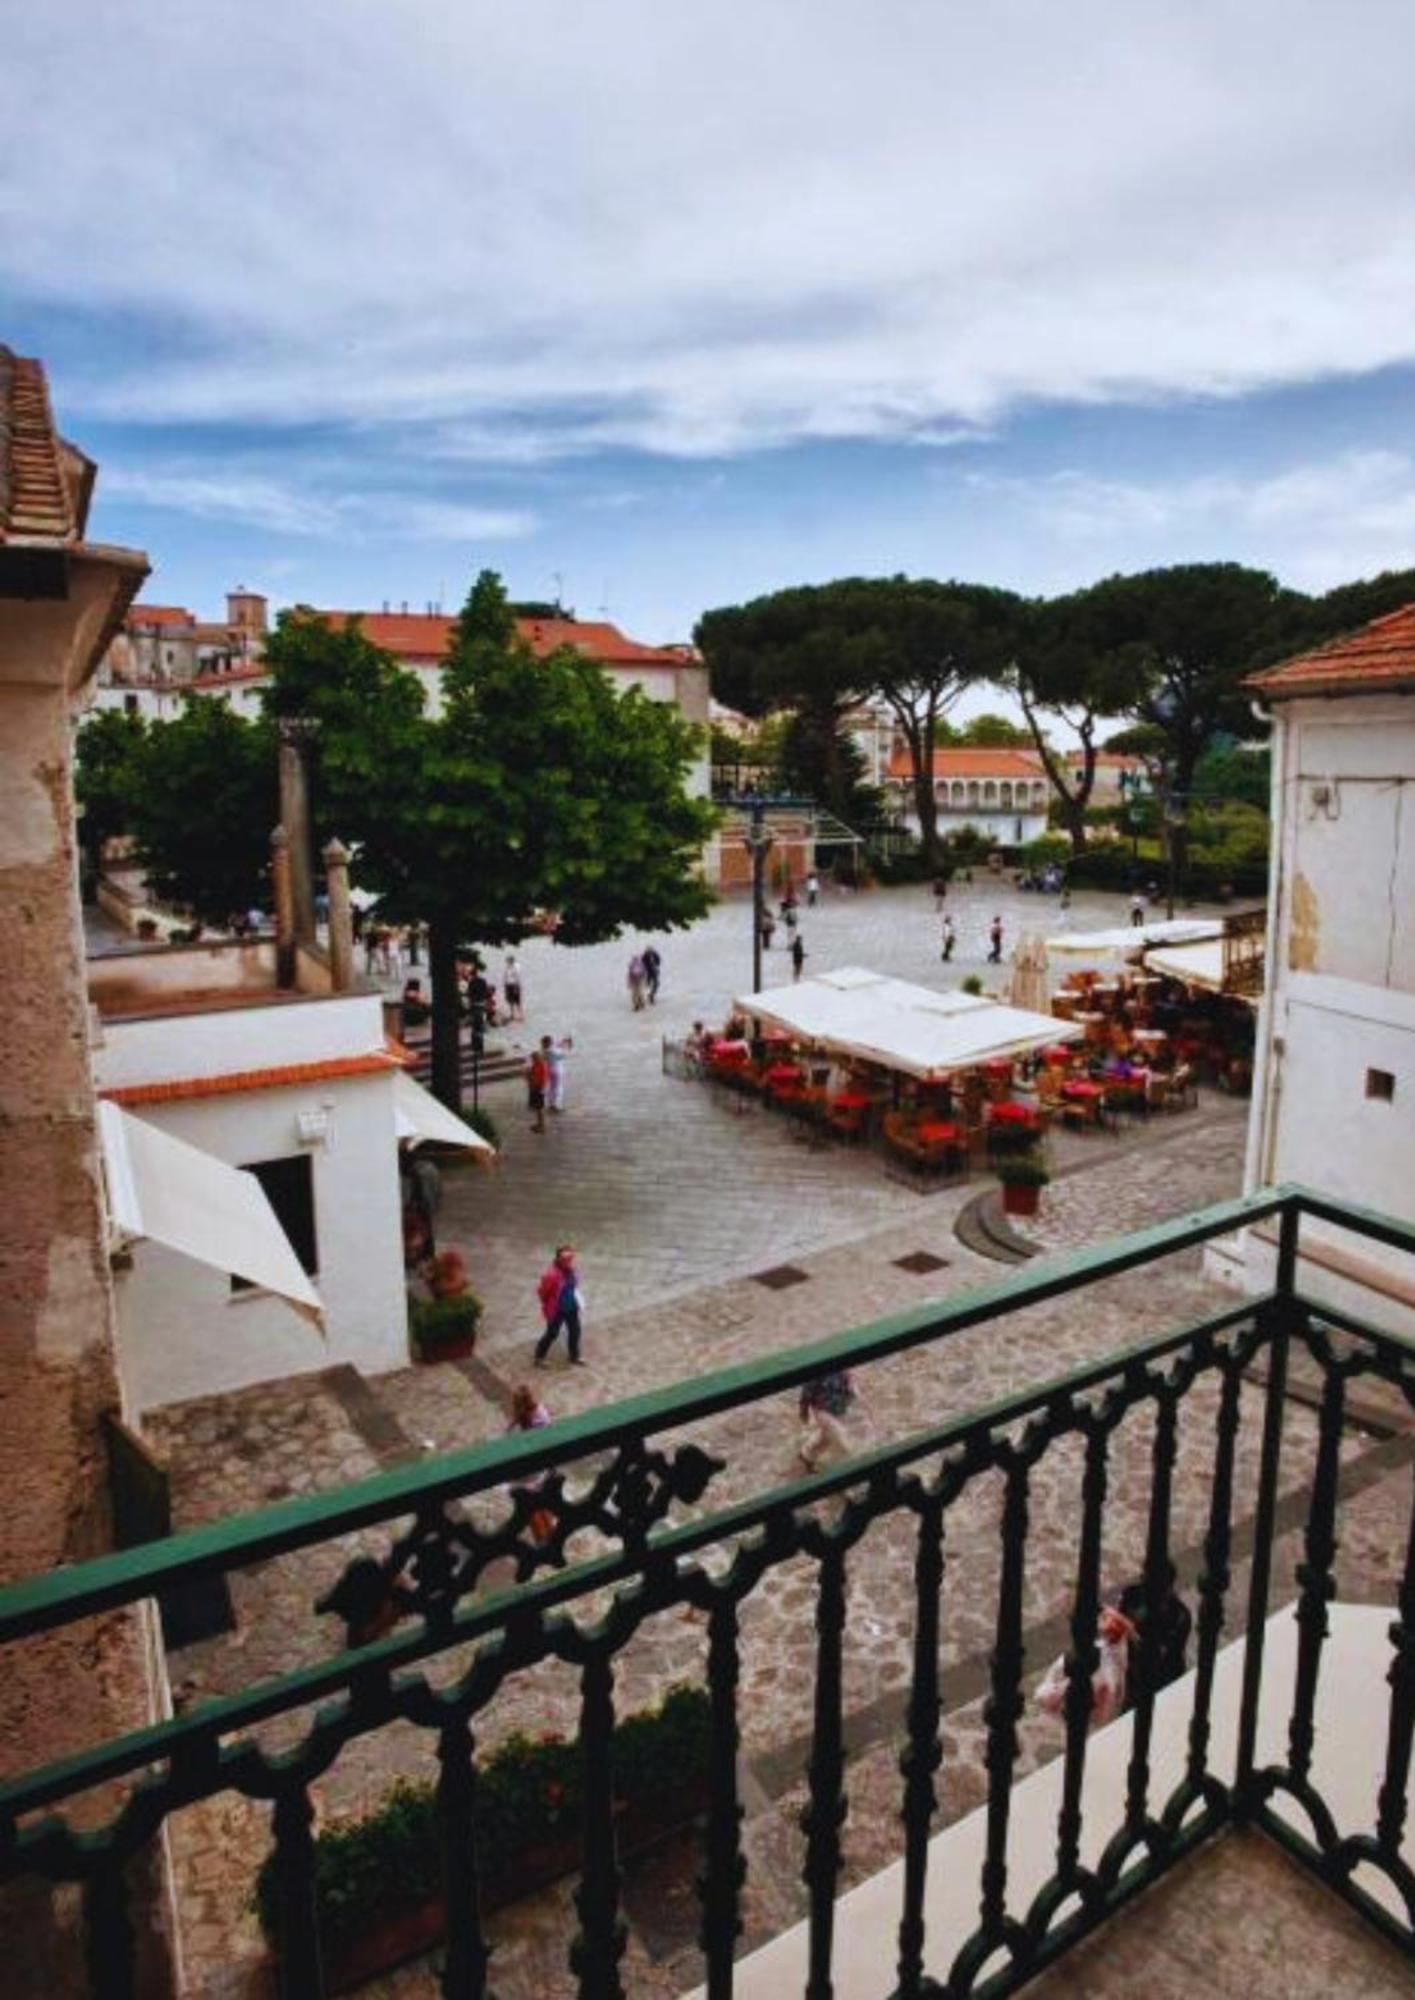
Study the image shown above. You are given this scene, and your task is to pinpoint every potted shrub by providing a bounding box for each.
[997,1154,1050,1218]
[409,1289,482,1362]
[254,1684,711,1991]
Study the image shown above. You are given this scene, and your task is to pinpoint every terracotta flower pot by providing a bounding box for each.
[1001,1180,1042,1218]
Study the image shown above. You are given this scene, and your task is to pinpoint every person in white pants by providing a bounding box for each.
[542,1034,573,1112]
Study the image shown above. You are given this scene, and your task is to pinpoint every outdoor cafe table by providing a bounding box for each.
[1133,1028,1169,1052]
[1042,1044,1076,1067]
[988,1100,1038,1128]
[708,1039,751,1066]
[1061,1080,1103,1102]
[915,1118,964,1148]
[764,1061,804,1088]
[830,1089,874,1112]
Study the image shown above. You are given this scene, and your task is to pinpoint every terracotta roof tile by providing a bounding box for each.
[0,347,79,546]
[886,746,1046,781]
[318,608,692,669]
[1247,602,1415,697]
[128,604,194,627]
[100,1051,400,1107]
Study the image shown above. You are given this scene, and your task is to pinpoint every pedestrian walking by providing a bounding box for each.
[1130,895,1145,928]
[941,914,956,962]
[642,944,662,1004]
[535,1245,585,1366]
[783,902,798,934]
[790,933,807,980]
[987,914,1004,964]
[806,871,820,907]
[796,1367,868,1470]
[525,1045,549,1133]
[627,953,647,1010]
[505,1384,556,1541]
[933,875,948,912]
[542,1033,572,1112]
[761,909,776,951]
[503,952,524,1020]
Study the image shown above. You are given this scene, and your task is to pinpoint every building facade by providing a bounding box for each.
[1211,603,1415,1330]
[91,595,710,784]
[885,744,1052,847]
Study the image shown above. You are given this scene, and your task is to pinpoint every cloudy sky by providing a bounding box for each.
[6,1,1415,659]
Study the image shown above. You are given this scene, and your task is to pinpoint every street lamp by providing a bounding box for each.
[724,791,813,994]
[1163,800,1187,921]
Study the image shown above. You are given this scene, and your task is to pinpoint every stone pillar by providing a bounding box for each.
[0,560,178,1994]
[322,837,355,992]
[270,824,295,988]
[277,716,318,944]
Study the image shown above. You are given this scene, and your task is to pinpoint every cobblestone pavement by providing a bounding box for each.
[412,880,1233,1337]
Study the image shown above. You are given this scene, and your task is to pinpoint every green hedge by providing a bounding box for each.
[255,1683,711,1952]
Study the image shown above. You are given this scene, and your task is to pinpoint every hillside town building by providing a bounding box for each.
[885,743,1052,846]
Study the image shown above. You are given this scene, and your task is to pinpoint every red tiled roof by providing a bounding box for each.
[1247,603,1415,698]
[1063,750,1142,768]
[318,608,691,669]
[100,1050,401,1107]
[0,347,79,545]
[886,746,1045,782]
[129,604,193,628]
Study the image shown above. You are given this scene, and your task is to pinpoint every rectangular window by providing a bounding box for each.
[1366,1068,1396,1103]
[232,1154,318,1291]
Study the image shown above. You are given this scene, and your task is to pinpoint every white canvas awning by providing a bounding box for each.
[97,1101,324,1326]
[1046,918,1222,957]
[1144,937,1259,1004]
[394,1071,496,1157]
[733,966,1081,1080]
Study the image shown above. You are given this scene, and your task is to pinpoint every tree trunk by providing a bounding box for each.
[1020,698,1090,854]
[428,916,463,1113]
[912,758,940,864]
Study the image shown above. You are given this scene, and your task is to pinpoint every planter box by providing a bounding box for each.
[1001,1180,1042,1218]
[321,1782,708,1993]
[413,1332,477,1364]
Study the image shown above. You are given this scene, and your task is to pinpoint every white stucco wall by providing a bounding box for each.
[96,990,409,1411]
[111,1067,408,1413]
[1218,693,1415,1324]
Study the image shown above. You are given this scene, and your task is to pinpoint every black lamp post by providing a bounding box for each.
[724,791,814,994]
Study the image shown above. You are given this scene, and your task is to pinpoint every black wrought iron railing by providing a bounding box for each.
[1,1185,1413,1999]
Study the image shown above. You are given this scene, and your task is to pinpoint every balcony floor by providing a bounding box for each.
[1019,1826,1415,1999]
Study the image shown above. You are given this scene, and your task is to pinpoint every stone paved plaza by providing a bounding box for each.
[132,884,1415,1996]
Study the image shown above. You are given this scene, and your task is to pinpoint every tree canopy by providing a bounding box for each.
[696,576,1020,858]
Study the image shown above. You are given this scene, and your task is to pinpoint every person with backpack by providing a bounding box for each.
[535,1245,585,1366]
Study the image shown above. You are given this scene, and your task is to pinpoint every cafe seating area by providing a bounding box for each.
[1046,961,1255,1109]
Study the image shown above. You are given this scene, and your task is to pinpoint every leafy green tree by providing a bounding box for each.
[272,572,715,1108]
[696,585,874,821]
[74,707,148,871]
[1011,592,1148,855]
[696,577,1019,860]
[958,712,1028,746]
[1064,564,1288,876]
[122,698,278,924]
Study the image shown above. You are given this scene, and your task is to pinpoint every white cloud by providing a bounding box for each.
[4,2,1414,455]
[101,464,535,542]
[101,468,339,536]
[966,450,1415,590]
